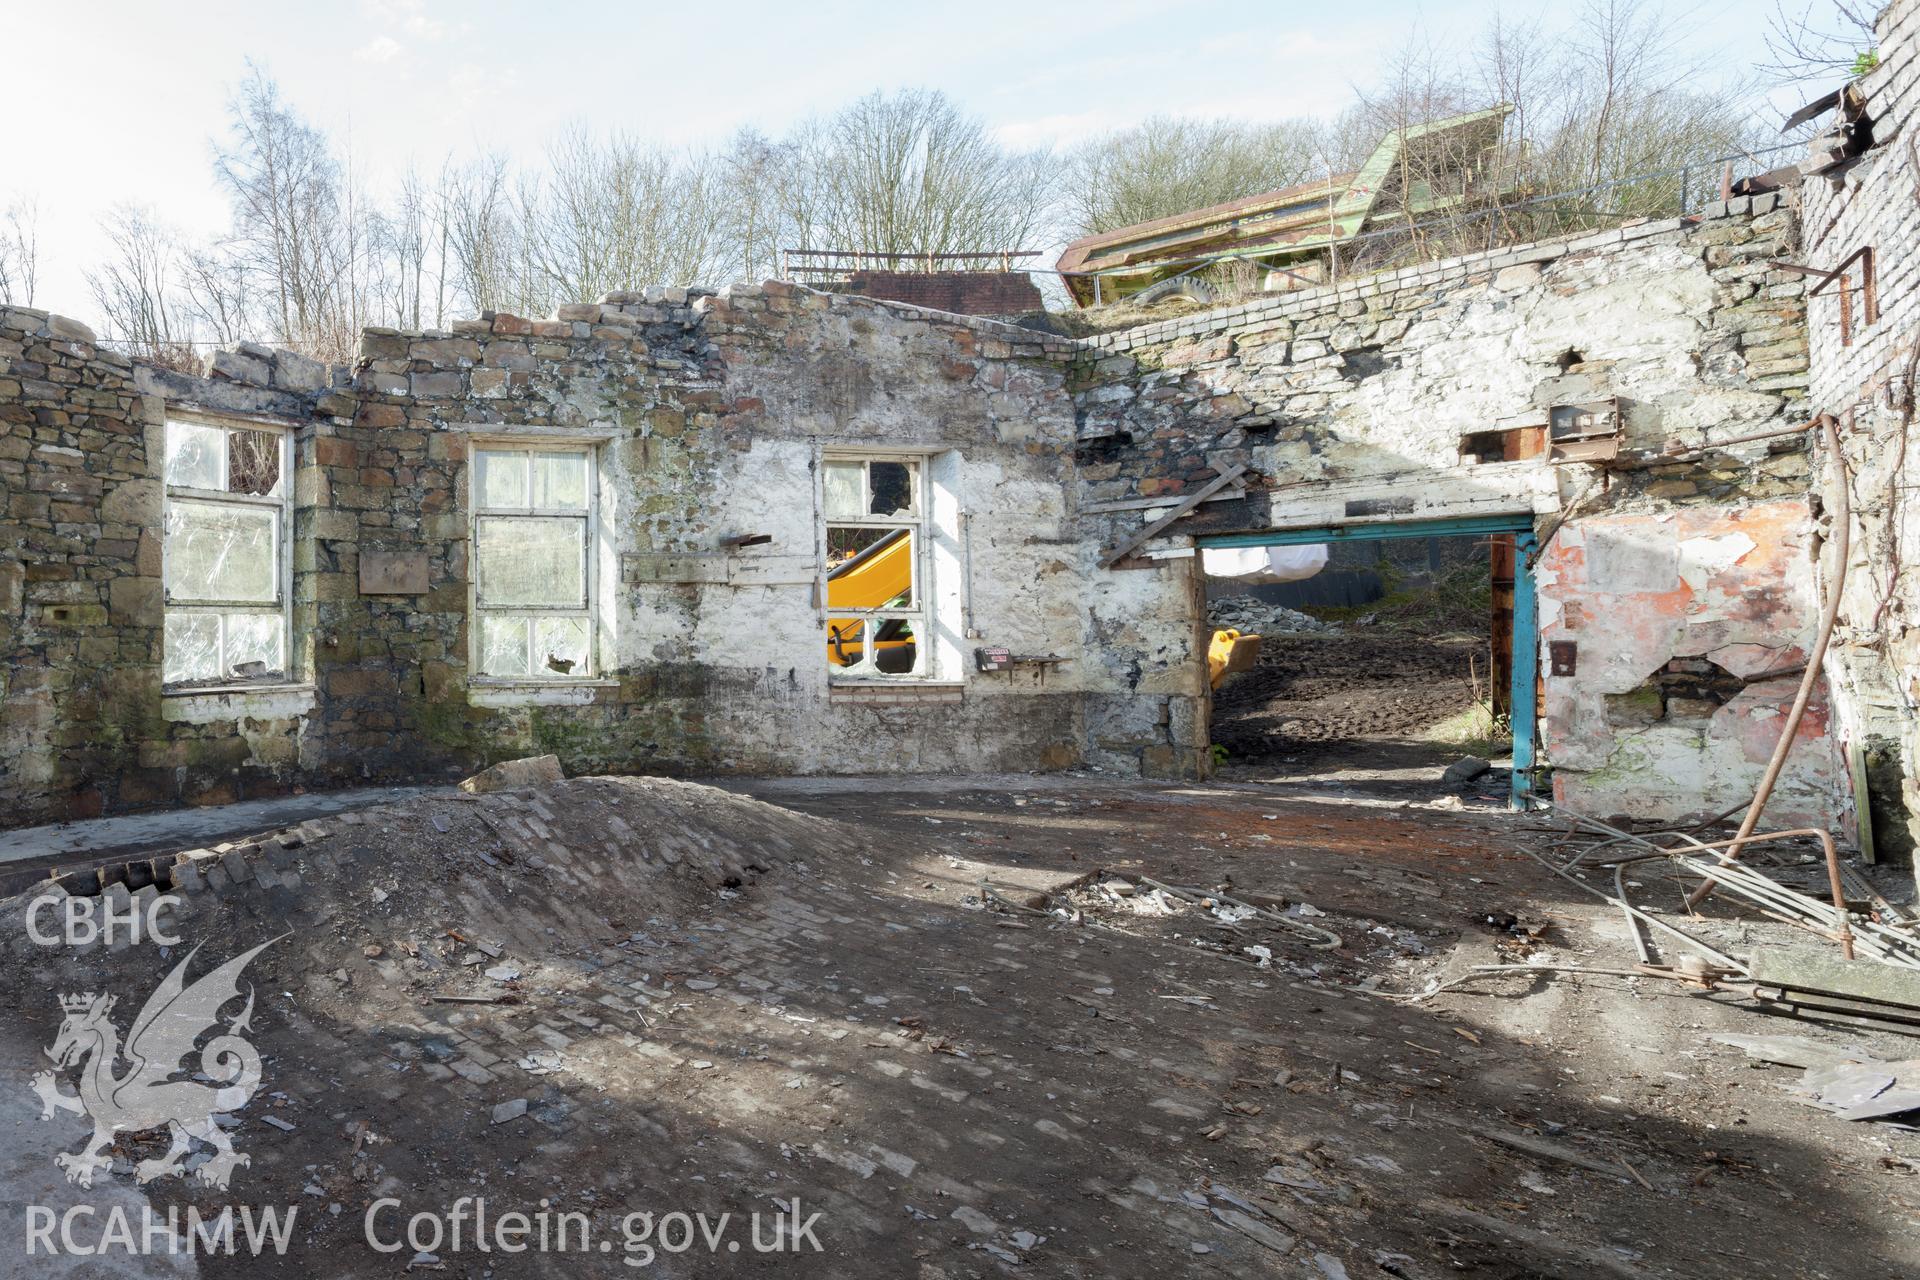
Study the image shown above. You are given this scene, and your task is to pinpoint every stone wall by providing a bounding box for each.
[0,309,159,822]
[1800,0,1920,864]
[0,287,1203,827]
[1067,202,1848,827]
[0,181,1862,832]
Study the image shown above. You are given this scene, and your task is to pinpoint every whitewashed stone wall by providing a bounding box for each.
[1801,0,1920,862]
[1071,202,1842,827]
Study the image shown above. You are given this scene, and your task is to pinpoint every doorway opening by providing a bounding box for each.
[1199,515,1540,809]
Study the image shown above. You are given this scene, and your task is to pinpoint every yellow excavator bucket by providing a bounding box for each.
[1208,628,1261,689]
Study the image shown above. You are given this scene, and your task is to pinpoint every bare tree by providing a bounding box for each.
[444,151,523,314]
[375,162,444,330]
[177,242,256,350]
[213,64,361,359]
[1763,1,1881,83]
[798,90,1055,259]
[0,198,37,307]
[1062,116,1323,239]
[718,127,801,282]
[520,127,725,303]
[1341,0,1769,269]
[86,205,198,368]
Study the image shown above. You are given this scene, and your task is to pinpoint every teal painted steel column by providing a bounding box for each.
[1510,529,1540,809]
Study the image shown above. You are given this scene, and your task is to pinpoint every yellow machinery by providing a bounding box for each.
[826,529,918,672]
[1208,628,1262,689]
[828,528,1261,685]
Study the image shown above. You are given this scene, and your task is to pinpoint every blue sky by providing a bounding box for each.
[4,0,1798,314]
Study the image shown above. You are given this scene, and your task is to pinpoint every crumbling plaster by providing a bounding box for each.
[1069,199,1837,827]
[0,288,1206,826]
[1799,0,1920,865]
[0,186,1853,830]
[1536,500,1845,826]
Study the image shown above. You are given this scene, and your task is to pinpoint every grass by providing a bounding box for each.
[1303,559,1494,636]
[1423,702,1513,758]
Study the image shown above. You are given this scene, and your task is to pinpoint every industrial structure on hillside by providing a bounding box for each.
[1055,105,1515,307]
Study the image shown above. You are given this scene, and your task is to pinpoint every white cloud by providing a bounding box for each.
[364,0,449,40]
[354,35,403,63]
[993,110,1129,151]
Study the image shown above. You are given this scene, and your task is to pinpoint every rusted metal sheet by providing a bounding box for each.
[1056,105,1514,308]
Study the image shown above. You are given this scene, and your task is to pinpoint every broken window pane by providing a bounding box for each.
[474,446,597,679]
[826,526,914,609]
[869,460,916,516]
[474,516,586,608]
[165,422,225,490]
[477,615,530,677]
[826,618,865,667]
[822,460,863,520]
[223,612,284,674]
[163,613,220,684]
[476,449,530,508]
[227,430,282,497]
[533,451,589,510]
[164,501,279,603]
[824,616,919,674]
[533,616,589,676]
[873,618,918,674]
[163,421,288,687]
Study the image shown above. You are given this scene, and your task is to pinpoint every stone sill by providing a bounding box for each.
[830,681,965,705]
[162,684,317,724]
[469,680,618,709]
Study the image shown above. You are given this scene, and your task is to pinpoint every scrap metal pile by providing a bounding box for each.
[1405,803,1920,1037]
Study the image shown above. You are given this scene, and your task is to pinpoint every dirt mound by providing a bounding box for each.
[0,775,856,1004]
[1212,633,1481,759]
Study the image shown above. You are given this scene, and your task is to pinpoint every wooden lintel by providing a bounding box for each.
[1099,463,1250,569]
[1081,488,1248,515]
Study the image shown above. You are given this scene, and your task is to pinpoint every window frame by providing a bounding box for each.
[160,414,294,691]
[821,450,933,682]
[468,439,600,683]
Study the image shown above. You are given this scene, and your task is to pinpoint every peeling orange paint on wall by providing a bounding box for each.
[1536,499,1849,831]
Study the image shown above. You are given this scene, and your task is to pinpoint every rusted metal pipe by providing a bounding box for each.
[1674,828,1854,960]
[1687,413,1850,911]
[1651,422,1814,457]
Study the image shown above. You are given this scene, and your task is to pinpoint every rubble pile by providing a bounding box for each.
[0,773,856,986]
[1207,596,1341,635]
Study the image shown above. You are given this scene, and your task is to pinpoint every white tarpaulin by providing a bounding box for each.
[1200,544,1329,584]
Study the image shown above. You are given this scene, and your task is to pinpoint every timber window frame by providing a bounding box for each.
[160,416,293,690]
[468,441,600,682]
[822,451,933,681]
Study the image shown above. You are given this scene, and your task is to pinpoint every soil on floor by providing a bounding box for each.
[1211,632,1493,766]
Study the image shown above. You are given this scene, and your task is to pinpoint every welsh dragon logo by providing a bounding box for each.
[31,938,277,1190]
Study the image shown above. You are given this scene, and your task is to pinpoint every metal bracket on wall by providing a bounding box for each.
[1770,246,1877,346]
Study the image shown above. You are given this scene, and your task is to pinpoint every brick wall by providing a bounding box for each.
[1800,0,1920,861]
[839,271,1043,317]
